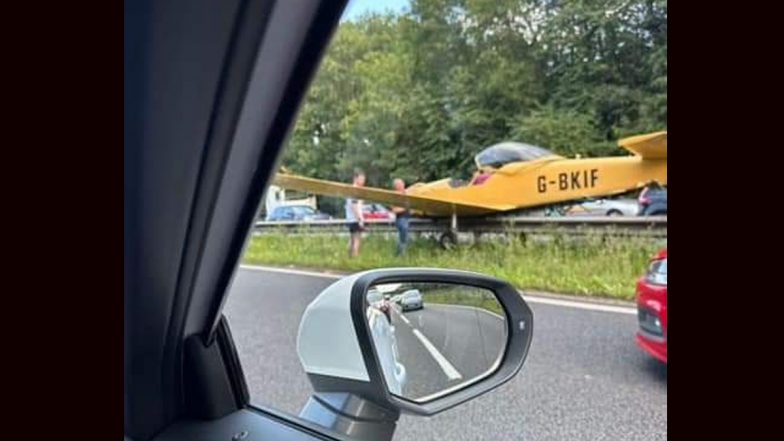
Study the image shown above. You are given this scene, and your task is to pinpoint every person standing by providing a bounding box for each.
[345,170,366,258]
[391,178,410,256]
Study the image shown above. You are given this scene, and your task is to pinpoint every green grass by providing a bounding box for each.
[242,232,663,301]
[422,287,505,316]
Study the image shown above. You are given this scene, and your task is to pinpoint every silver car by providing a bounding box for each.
[399,289,424,312]
[566,198,640,217]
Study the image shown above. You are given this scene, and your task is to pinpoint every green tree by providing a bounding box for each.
[282,0,667,188]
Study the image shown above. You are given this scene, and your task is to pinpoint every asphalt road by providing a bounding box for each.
[224,267,667,441]
[387,303,506,401]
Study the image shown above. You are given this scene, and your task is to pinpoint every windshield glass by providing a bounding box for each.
[224,1,668,438]
[292,206,315,215]
[652,259,667,276]
[475,142,555,169]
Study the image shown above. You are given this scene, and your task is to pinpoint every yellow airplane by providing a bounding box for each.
[273,130,666,223]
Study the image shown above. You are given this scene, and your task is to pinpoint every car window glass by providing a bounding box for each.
[224,1,667,439]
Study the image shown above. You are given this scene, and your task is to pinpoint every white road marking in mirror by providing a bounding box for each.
[399,314,411,325]
[412,329,462,381]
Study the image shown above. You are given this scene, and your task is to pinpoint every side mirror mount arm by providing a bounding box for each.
[299,392,399,441]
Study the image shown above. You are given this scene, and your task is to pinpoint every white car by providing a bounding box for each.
[566,198,640,217]
[399,289,424,312]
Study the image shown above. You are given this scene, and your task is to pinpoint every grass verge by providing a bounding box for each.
[242,232,662,301]
[422,287,505,316]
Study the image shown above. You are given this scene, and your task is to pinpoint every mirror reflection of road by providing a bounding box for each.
[389,303,505,401]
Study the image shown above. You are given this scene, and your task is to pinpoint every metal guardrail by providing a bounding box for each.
[254,216,667,238]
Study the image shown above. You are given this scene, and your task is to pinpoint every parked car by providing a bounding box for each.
[266,204,332,221]
[363,203,392,220]
[566,198,639,216]
[638,185,667,215]
[636,249,667,363]
[399,289,424,312]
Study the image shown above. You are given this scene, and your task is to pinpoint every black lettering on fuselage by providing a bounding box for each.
[536,169,600,193]
[537,176,546,193]
[570,171,581,189]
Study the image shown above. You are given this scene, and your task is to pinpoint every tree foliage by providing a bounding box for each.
[283,0,667,188]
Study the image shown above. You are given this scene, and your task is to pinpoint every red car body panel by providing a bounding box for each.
[363,204,392,220]
[364,211,392,220]
[635,249,667,363]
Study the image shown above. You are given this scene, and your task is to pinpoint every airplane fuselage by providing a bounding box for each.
[408,156,667,211]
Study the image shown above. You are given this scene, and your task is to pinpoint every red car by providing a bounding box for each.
[363,203,393,220]
[636,249,668,363]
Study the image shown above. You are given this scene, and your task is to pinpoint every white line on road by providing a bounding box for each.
[522,296,636,315]
[240,265,342,279]
[411,329,463,381]
[238,265,637,315]
[391,308,462,381]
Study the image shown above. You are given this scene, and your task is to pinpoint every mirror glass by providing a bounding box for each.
[365,282,507,403]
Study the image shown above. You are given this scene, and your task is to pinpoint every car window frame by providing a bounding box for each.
[126,0,351,439]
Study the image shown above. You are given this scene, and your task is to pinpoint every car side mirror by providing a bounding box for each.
[296,268,533,441]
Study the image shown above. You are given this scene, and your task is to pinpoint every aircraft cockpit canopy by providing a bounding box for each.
[474,142,556,169]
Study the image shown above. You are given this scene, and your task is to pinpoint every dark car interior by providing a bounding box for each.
[125,0,351,439]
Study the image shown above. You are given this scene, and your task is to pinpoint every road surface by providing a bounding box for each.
[224,267,667,441]
[385,302,506,401]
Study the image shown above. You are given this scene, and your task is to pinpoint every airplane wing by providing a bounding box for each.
[273,173,506,216]
[618,131,667,159]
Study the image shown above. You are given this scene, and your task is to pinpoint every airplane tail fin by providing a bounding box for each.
[618,131,666,160]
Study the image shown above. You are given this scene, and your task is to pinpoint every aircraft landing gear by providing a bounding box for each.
[439,211,459,250]
[439,230,458,250]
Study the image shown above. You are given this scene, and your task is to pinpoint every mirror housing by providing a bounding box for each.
[297,268,533,425]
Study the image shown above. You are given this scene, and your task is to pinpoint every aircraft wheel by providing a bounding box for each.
[439,231,458,250]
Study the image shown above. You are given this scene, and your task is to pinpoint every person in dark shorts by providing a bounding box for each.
[345,170,366,257]
[391,178,410,256]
